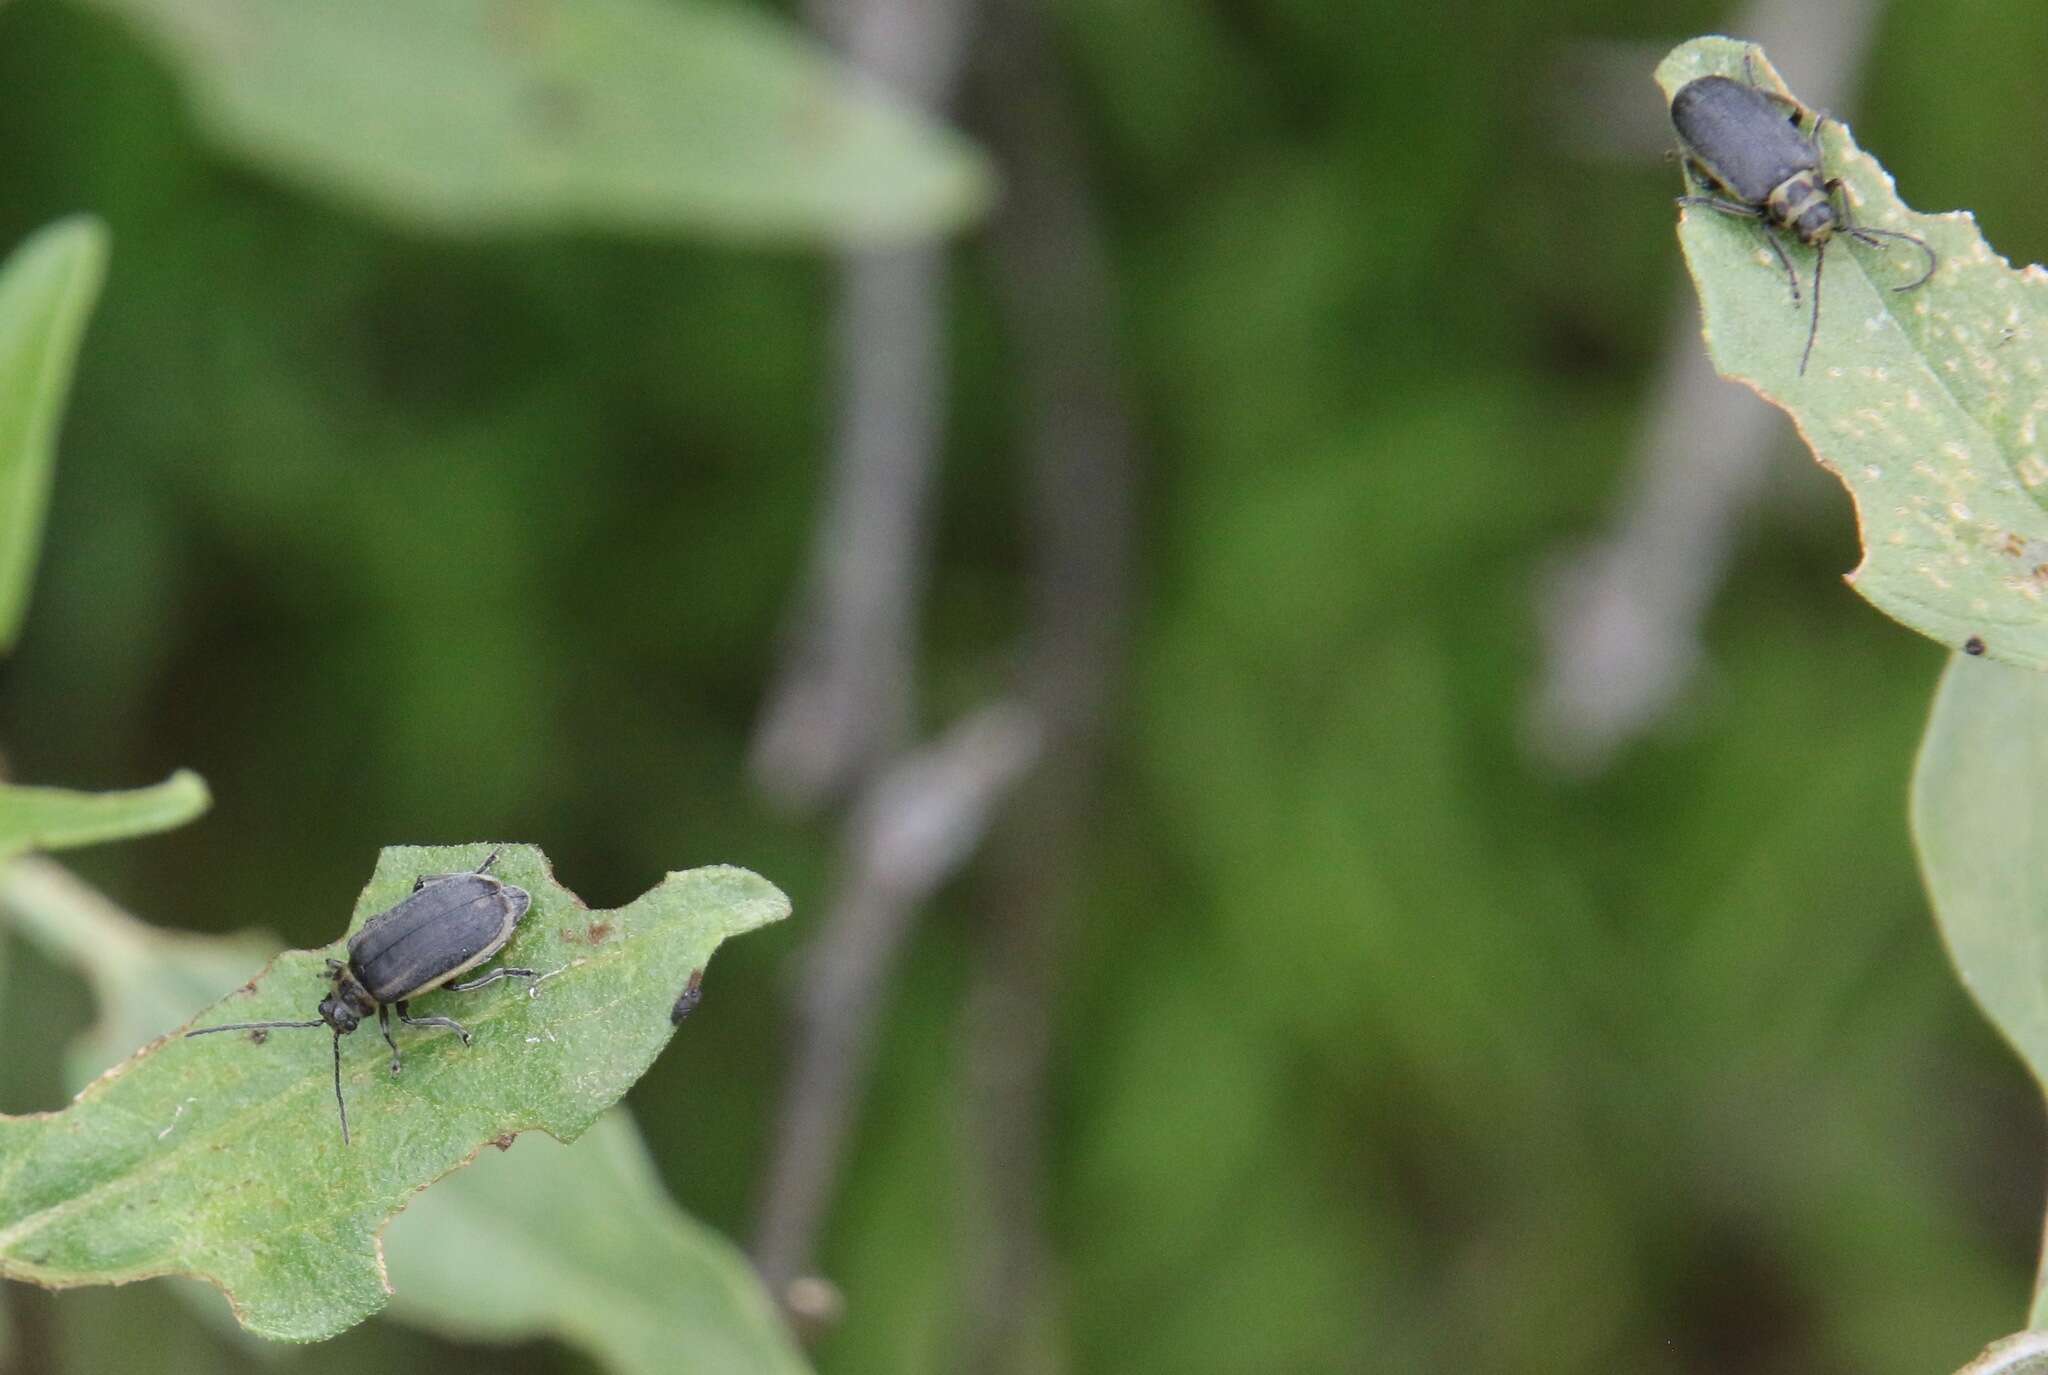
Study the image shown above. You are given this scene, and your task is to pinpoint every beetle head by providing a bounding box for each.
[317,959,376,1034]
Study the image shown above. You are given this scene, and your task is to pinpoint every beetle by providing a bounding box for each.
[1670,62,1936,375]
[186,850,540,1144]
[670,967,705,1025]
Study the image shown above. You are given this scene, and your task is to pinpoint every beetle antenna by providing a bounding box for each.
[475,848,502,875]
[1848,225,1938,291]
[186,1019,326,1036]
[1798,240,1825,376]
[332,1029,350,1146]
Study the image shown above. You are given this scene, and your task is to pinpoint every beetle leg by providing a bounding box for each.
[1677,157,1722,197]
[1827,178,1938,291]
[1674,196,1800,302]
[395,1000,472,1046]
[448,966,540,993]
[1758,229,1800,302]
[1740,49,1823,132]
[411,851,505,892]
[379,1003,403,1074]
[1676,194,1763,221]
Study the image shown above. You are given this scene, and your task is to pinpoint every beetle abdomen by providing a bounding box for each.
[1671,75,1819,206]
[347,875,531,1003]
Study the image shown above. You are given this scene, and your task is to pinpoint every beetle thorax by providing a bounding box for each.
[1766,172,1837,245]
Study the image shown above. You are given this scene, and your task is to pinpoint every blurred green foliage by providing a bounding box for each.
[1,1,2045,1373]
[0,215,103,650]
[0,768,205,857]
[80,0,991,242]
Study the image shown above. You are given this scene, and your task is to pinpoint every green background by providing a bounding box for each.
[3,1,2045,1372]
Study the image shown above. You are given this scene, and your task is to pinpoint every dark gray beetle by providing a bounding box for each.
[1671,65,1936,374]
[187,850,539,1144]
[670,967,704,1025]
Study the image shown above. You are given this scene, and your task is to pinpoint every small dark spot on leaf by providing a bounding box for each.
[248,1029,270,1045]
[670,968,705,1025]
[490,1132,518,1152]
[1965,635,1988,656]
[586,920,612,944]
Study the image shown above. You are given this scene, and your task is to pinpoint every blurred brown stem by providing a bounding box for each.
[959,0,1137,1366]
[751,702,1042,1296]
[749,0,989,1308]
[749,0,973,810]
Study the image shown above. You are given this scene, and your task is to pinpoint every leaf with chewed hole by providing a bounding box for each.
[0,844,789,1343]
[1662,38,2048,667]
[0,858,806,1368]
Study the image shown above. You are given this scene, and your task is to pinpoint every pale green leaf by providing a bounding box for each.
[0,843,790,1343]
[1912,652,2048,1326]
[387,1111,809,1374]
[0,217,107,652]
[1954,1332,2048,1374]
[1660,39,2048,667]
[0,770,210,861]
[85,0,991,245]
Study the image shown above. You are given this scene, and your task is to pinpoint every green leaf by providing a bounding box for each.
[1660,38,2048,668]
[85,0,992,245]
[386,1111,810,1374]
[1912,652,2048,1325]
[0,770,210,861]
[0,857,807,1368]
[0,216,107,652]
[0,843,790,1342]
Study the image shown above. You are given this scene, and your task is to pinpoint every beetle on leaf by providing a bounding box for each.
[1669,57,1935,374]
[186,850,540,1144]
